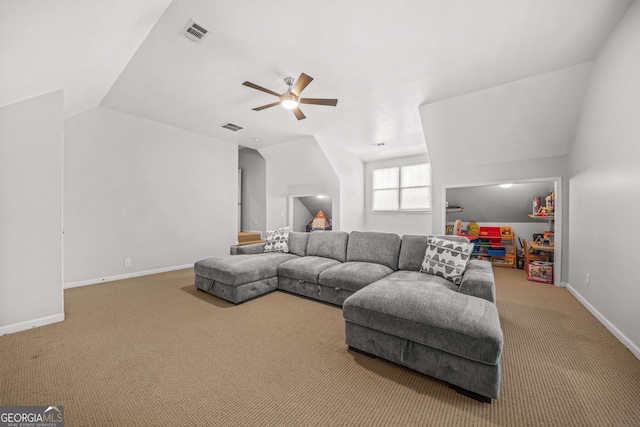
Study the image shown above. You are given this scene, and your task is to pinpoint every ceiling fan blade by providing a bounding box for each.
[252,101,281,111]
[242,81,281,97]
[291,73,313,96]
[292,107,306,120]
[299,98,338,107]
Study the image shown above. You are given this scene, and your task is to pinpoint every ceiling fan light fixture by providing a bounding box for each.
[280,92,299,110]
[243,73,337,120]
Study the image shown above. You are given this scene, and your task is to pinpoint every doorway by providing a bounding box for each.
[288,194,333,232]
[444,177,562,286]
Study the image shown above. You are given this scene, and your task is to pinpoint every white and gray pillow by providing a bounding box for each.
[420,236,473,284]
[264,226,290,253]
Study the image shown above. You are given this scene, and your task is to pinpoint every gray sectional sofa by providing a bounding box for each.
[194,230,503,402]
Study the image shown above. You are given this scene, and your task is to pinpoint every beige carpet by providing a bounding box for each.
[1,267,639,426]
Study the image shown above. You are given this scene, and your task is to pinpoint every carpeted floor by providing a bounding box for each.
[1,267,639,426]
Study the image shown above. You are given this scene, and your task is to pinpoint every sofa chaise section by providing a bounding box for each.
[342,234,503,401]
[194,232,311,304]
[194,252,297,304]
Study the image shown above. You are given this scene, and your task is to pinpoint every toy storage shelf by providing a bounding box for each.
[469,226,516,268]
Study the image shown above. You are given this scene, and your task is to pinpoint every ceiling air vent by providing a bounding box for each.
[182,19,210,43]
[220,122,244,132]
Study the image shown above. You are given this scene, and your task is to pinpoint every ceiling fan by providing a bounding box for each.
[242,73,338,120]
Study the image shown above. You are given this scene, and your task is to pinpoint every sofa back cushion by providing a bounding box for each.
[307,231,349,263]
[398,234,470,271]
[288,232,309,257]
[346,231,401,270]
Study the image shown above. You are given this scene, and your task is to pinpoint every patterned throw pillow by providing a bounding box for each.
[419,236,474,284]
[264,226,290,253]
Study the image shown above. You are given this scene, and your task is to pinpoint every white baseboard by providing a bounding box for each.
[64,264,194,289]
[566,284,640,361]
[0,313,65,336]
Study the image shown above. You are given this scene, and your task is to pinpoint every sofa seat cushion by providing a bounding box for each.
[384,270,459,292]
[320,262,393,292]
[343,279,503,365]
[278,256,341,284]
[195,253,297,286]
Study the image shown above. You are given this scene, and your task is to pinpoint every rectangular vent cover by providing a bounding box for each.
[182,19,210,43]
[221,122,244,132]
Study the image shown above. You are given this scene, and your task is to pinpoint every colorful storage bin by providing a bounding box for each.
[528,261,554,284]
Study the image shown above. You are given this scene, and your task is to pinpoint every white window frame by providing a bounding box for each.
[371,162,431,213]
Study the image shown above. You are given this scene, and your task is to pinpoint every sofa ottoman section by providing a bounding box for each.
[194,253,297,304]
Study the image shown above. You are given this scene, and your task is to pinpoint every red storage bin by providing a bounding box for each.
[479,227,501,237]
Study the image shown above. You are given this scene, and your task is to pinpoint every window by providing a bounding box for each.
[372,163,431,211]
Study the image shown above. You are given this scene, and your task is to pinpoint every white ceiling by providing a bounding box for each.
[0,0,173,118]
[1,0,633,161]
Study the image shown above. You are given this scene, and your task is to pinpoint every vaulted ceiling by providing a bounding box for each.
[1,0,633,161]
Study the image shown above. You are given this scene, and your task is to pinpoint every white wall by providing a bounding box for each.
[64,107,237,286]
[446,182,555,223]
[0,91,64,334]
[418,65,585,283]
[421,63,591,169]
[291,198,313,232]
[364,155,433,236]
[259,136,340,231]
[238,148,266,235]
[567,1,640,358]
[317,139,365,232]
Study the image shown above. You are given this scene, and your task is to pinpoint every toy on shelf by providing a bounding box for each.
[454,219,462,235]
[533,196,541,215]
[532,192,554,216]
[467,222,480,238]
[544,192,554,213]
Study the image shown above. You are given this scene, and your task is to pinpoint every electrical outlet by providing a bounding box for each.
[124,259,131,267]
[586,273,590,286]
